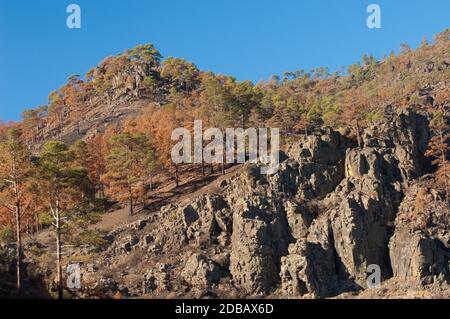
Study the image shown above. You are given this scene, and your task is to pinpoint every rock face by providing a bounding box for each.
[327,178,396,287]
[280,216,341,297]
[229,196,290,294]
[390,230,449,285]
[181,253,221,287]
[389,177,449,286]
[223,108,438,297]
[284,128,353,199]
[361,108,430,182]
[290,109,432,292]
[61,107,448,299]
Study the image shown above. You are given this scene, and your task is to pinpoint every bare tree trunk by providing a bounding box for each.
[11,162,22,292]
[54,202,63,300]
[129,184,134,215]
[15,204,22,291]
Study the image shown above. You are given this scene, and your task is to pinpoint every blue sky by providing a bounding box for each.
[0,0,449,121]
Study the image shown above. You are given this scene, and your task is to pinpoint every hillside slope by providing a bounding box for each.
[0,31,449,299]
[6,108,445,299]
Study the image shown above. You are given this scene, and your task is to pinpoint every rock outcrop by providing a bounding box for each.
[55,107,448,299]
[229,195,290,294]
[181,253,221,288]
[389,176,449,286]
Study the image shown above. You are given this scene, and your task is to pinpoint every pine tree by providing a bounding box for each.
[0,128,34,291]
[38,141,91,299]
[161,57,200,92]
[102,132,156,214]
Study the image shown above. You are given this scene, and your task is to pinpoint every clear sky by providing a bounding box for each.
[0,0,449,121]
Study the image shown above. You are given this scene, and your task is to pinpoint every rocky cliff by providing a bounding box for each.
[49,107,448,299]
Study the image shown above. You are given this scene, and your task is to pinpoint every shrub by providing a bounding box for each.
[75,230,110,252]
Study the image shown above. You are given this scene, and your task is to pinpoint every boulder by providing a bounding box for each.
[181,253,221,287]
[390,229,449,285]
